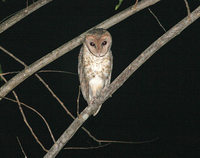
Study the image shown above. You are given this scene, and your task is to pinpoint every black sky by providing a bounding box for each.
[0,0,200,157]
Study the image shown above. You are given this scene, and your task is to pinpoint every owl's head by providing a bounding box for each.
[84,28,112,57]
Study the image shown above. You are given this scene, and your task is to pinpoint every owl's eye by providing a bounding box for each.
[90,42,96,47]
[102,41,107,46]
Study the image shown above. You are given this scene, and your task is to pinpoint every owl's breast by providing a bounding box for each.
[83,51,111,79]
[92,62,103,72]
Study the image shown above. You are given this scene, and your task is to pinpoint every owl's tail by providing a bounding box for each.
[93,104,102,116]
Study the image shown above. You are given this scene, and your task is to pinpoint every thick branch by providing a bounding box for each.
[44,6,200,158]
[0,0,53,34]
[0,0,160,101]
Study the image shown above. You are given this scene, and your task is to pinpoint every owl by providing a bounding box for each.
[78,28,113,116]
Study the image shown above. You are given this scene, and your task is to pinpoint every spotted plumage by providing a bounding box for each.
[78,28,113,116]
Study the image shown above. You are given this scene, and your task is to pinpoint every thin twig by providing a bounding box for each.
[16,137,28,158]
[26,0,29,8]
[96,136,159,144]
[77,85,81,117]
[0,71,20,76]
[0,0,53,34]
[39,70,76,76]
[0,46,27,66]
[133,0,139,9]
[64,143,111,150]
[44,6,200,157]
[0,10,21,24]
[81,127,101,144]
[148,8,166,32]
[0,69,76,76]
[184,0,191,17]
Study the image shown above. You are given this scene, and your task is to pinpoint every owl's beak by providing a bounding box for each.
[97,48,105,57]
[97,53,101,57]
[97,52,103,57]
[97,49,101,57]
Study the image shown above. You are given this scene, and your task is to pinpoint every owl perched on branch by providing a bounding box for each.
[78,28,113,116]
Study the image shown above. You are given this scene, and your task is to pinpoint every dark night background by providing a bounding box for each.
[0,0,200,157]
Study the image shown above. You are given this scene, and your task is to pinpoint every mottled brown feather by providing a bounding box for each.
[78,28,113,116]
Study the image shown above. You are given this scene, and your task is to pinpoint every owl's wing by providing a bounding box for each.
[78,47,89,103]
[105,51,113,87]
[94,51,112,116]
[78,47,83,80]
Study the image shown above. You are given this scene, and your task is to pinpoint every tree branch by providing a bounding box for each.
[0,0,160,101]
[148,8,166,32]
[43,5,200,158]
[16,137,27,158]
[0,0,53,34]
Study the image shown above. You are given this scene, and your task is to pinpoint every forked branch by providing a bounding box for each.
[44,5,200,158]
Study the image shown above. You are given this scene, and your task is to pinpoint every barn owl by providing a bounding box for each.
[78,28,113,116]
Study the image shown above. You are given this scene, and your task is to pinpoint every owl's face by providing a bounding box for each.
[84,29,112,57]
